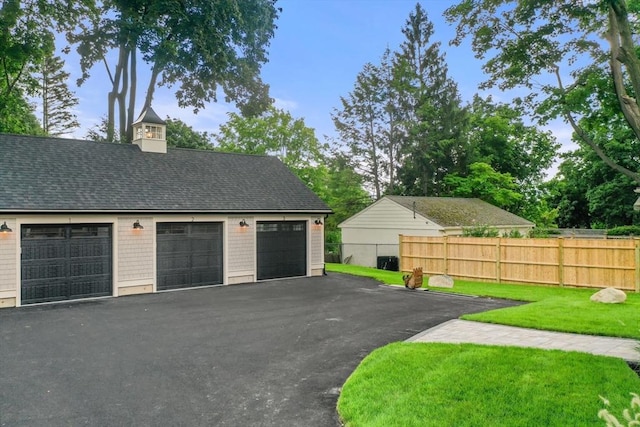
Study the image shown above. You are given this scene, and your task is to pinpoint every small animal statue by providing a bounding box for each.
[403,267,423,289]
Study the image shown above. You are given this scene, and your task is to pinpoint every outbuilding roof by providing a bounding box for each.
[385,196,533,227]
[0,134,331,213]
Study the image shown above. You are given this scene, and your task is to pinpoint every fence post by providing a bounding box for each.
[558,237,564,287]
[496,237,502,284]
[635,238,640,293]
[443,236,448,275]
[399,234,404,272]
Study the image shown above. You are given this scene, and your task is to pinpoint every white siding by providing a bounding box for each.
[342,227,441,245]
[340,198,442,231]
[117,217,154,286]
[310,221,324,271]
[339,198,442,268]
[0,219,17,293]
[228,216,256,282]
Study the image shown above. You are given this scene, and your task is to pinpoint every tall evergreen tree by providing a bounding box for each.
[36,55,79,136]
[394,3,468,196]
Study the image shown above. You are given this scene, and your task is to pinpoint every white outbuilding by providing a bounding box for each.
[338,195,534,268]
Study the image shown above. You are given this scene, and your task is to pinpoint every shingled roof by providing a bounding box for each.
[0,134,331,213]
[386,196,533,227]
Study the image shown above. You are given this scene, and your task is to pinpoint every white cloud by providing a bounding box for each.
[273,97,298,111]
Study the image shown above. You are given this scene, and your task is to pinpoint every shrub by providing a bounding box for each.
[462,225,500,237]
[503,229,524,238]
[528,228,561,238]
[607,226,640,237]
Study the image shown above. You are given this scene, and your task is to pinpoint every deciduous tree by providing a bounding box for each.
[165,118,213,150]
[216,107,328,197]
[444,162,522,211]
[0,0,91,126]
[445,0,640,185]
[69,0,280,143]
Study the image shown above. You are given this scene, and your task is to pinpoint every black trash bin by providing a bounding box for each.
[377,256,399,271]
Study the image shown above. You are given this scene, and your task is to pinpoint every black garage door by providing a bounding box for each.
[157,223,223,291]
[257,221,307,280]
[21,224,112,305]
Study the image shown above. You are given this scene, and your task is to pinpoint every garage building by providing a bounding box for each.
[0,108,331,308]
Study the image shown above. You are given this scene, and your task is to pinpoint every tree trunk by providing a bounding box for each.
[41,60,48,134]
[607,3,640,143]
[107,46,127,142]
[143,63,161,113]
[126,48,137,143]
[117,47,129,142]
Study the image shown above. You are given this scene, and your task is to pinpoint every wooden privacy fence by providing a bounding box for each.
[399,235,640,292]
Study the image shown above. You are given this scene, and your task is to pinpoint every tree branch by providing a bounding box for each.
[553,65,640,184]
[607,3,640,142]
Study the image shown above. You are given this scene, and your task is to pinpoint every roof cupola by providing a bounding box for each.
[132,107,167,153]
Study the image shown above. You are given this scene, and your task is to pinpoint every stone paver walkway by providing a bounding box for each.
[408,319,640,361]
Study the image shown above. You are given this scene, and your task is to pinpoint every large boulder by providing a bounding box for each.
[590,287,627,304]
[428,274,454,288]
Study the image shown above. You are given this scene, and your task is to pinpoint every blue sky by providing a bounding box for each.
[65,0,572,159]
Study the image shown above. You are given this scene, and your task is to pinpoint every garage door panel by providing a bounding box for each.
[157,222,223,291]
[21,224,112,305]
[257,221,306,280]
[69,277,111,299]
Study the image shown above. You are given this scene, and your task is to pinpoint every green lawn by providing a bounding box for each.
[325,263,640,339]
[337,342,640,427]
[329,263,640,426]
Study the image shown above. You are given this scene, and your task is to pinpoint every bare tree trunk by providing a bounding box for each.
[107,46,127,142]
[143,63,161,113]
[117,47,129,142]
[126,48,137,143]
[41,60,48,134]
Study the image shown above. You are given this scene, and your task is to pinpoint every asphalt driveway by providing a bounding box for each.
[0,273,519,426]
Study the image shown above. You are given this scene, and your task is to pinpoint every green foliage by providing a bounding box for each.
[607,226,640,236]
[444,162,523,211]
[394,4,469,197]
[332,60,389,199]
[528,228,561,238]
[34,55,79,136]
[69,0,280,141]
[503,229,524,238]
[466,95,559,184]
[216,107,329,197]
[165,118,213,150]
[445,0,640,188]
[323,152,372,241]
[0,0,89,130]
[0,88,43,135]
[462,224,500,237]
